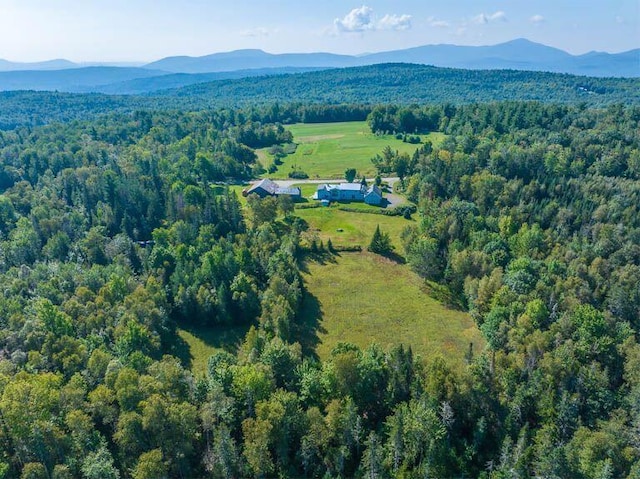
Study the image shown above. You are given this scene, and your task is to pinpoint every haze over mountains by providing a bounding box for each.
[0,39,636,94]
[146,39,639,77]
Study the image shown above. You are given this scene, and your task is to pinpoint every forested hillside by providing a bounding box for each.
[0,103,639,478]
[1,63,639,129]
[161,63,640,107]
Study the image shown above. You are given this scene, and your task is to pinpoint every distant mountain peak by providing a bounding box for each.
[0,38,636,83]
[0,58,78,72]
[501,38,536,45]
[135,38,640,77]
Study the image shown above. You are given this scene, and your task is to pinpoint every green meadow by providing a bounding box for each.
[297,251,484,366]
[296,206,412,249]
[259,121,445,179]
[294,203,483,368]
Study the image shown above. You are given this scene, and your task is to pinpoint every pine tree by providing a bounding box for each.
[368,225,392,255]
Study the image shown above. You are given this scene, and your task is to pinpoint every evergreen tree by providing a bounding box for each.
[345,168,357,183]
[368,225,392,256]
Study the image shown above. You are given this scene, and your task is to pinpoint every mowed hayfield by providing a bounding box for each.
[297,251,484,366]
[296,206,412,249]
[259,121,445,179]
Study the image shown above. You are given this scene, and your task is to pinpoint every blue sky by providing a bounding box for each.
[0,0,637,62]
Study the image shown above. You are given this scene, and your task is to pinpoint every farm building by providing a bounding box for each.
[315,183,384,206]
[243,178,301,200]
[364,185,383,205]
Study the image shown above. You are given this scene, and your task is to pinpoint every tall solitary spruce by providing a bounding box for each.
[368,225,392,255]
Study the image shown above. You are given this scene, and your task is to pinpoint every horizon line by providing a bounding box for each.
[2,37,638,65]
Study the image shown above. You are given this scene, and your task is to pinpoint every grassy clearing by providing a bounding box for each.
[177,325,248,376]
[293,183,321,199]
[296,206,413,249]
[297,252,484,367]
[259,121,445,179]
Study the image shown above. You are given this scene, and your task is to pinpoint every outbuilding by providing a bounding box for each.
[244,179,301,200]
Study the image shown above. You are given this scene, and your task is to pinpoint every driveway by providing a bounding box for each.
[253,177,400,188]
[384,193,407,208]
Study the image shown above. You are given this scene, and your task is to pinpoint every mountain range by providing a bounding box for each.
[0,39,636,94]
[146,39,639,77]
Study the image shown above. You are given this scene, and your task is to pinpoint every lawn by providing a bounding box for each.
[295,206,413,250]
[293,183,321,199]
[259,121,445,179]
[296,252,484,367]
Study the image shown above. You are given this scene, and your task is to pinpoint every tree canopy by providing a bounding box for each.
[0,101,638,478]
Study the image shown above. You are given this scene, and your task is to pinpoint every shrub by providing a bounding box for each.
[288,168,309,179]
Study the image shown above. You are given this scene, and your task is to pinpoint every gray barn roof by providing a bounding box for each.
[248,178,278,195]
[316,183,363,191]
[276,187,301,196]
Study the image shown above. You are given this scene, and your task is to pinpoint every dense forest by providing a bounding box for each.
[0,102,639,478]
[1,63,640,129]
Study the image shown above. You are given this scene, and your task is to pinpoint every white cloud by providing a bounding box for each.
[240,27,272,38]
[378,14,412,31]
[491,11,507,22]
[615,15,625,24]
[473,14,488,25]
[334,6,375,32]
[427,16,450,28]
[530,14,545,25]
[473,11,507,25]
[334,6,412,33]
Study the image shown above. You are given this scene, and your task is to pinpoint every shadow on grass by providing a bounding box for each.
[335,199,388,209]
[293,289,326,361]
[172,322,253,370]
[170,329,193,370]
[421,281,468,312]
[369,248,406,265]
[298,250,339,273]
[309,250,340,265]
[380,250,406,265]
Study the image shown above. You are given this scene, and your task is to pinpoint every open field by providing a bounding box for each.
[297,252,484,366]
[259,121,445,179]
[296,206,413,249]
